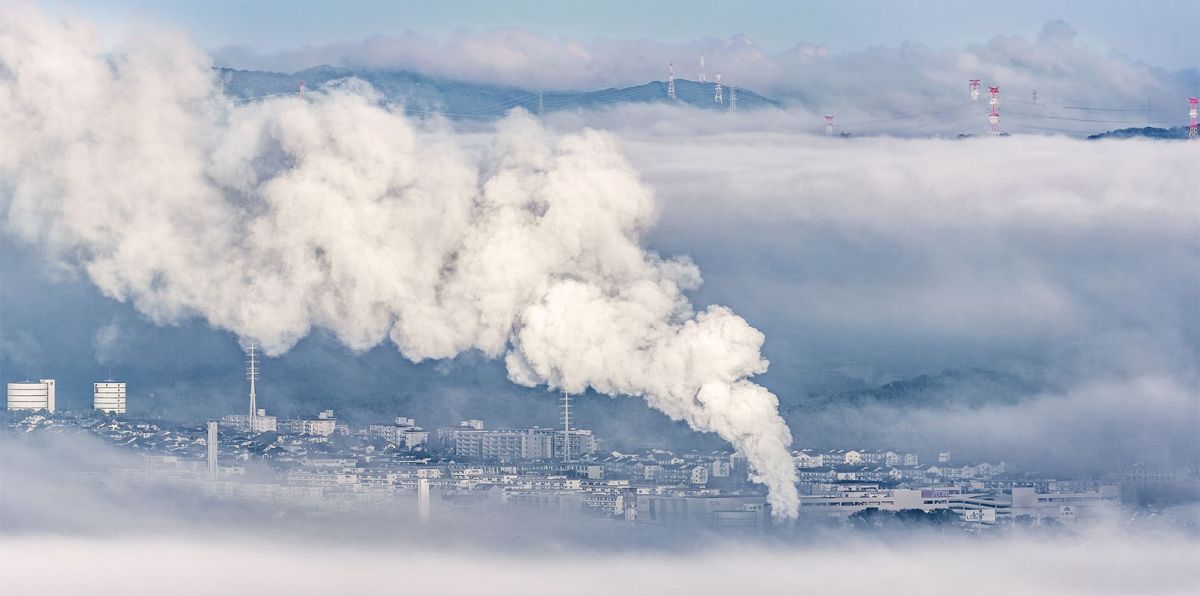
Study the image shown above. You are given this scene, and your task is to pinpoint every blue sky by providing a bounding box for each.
[54,0,1200,70]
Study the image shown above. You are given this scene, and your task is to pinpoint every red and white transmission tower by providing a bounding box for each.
[988,86,1001,136]
[969,79,981,101]
[824,114,834,136]
[1189,97,1198,140]
[667,61,676,99]
[699,54,707,83]
[299,80,306,100]
[714,73,723,104]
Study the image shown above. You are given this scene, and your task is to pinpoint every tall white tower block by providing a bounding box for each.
[94,381,126,414]
[8,379,55,412]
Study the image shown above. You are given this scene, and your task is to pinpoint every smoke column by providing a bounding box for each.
[0,8,799,517]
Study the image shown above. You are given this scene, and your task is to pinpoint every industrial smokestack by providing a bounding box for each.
[0,7,800,517]
[417,478,431,523]
[207,421,218,481]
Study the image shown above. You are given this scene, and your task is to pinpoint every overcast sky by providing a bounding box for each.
[46,0,1200,71]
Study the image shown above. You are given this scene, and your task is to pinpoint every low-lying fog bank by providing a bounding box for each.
[2,530,1197,596]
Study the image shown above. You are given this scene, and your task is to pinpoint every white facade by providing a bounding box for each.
[1010,486,1121,523]
[7,379,55,412]
[368,423,429,448]
[417,478,431,522]
[251,409,277,433]
[223,411,278,433]
[93,381,127,414]
[207,421,218,480]
[278,416,335,436]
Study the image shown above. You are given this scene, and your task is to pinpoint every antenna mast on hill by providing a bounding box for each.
[667,61,676,99]
[714,73,723,104]
[825,114,834,136]
[729,85,737,111]
[699,54,707,83]
[988,86,1001,136]
[561,391,572,462]
[299,80,306,100]
[246,346,259,428]
[969,79,981,101]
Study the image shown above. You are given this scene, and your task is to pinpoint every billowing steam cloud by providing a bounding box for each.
[0,9,799,515]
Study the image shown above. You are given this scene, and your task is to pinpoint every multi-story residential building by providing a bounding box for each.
[710,458,732,477]
[93,381,127,414]
[369,417,429,449]
[553,428,596,459]
[793,449,822,468]
[438,423,597,461]
[278,410,336,437]
[222,409,278,433]
[655,463,708,486]
[7,379,55,412]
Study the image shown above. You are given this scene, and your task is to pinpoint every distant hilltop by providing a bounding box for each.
[216,66,781,118]
[1085,126,1191,140]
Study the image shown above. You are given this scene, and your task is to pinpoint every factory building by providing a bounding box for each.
[635,495,772,531]
[7,379,55,412]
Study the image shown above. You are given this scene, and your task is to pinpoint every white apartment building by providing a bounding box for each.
[220,409,278,433]
[439,426,597,460]
[93,381,127,414]
[278,410,336,436]
[368,419,430,449]
[7,379,55,412]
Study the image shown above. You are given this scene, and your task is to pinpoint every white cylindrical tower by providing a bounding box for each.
[207,421,219,481]
[417,478,431,522]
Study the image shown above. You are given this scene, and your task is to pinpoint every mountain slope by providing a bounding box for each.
[217,66,781,117]
[1086,126,1190,140]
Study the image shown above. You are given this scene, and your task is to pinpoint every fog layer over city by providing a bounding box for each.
[3,432,1198,595]
[4,532,1196,596]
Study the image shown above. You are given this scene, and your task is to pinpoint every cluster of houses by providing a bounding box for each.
[792,448,1008,486]
[15,412,1130,531]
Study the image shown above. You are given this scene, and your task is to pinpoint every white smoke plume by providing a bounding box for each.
[0,8,799,515]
